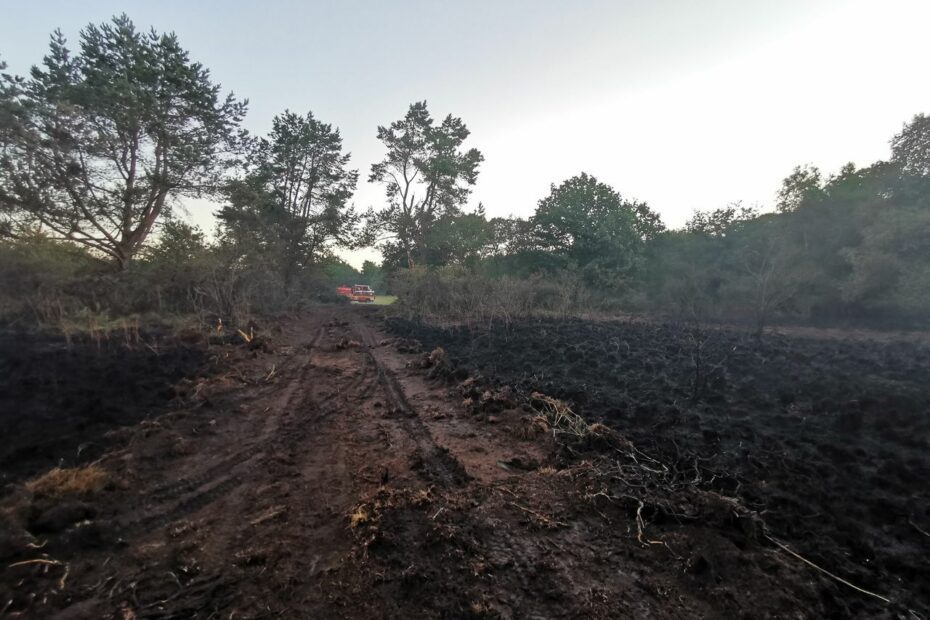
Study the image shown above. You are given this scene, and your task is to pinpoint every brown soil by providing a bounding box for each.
[0,308,924,618]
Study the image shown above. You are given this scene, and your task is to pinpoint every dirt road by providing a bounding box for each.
[1,307,899,618]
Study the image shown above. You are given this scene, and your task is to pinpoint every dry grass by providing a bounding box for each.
[25,465,109,498]
[348,504,371,529]
[529,392,590,438]
[517,414,550,439]
[348,488,435,533]
[427,347,446,366]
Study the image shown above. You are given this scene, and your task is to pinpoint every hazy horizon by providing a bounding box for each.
[3,0,928,268]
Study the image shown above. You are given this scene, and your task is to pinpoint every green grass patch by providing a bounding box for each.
[372,295,397,305]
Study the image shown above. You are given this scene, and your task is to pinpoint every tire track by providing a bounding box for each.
[351,316,469,487]
[120,323,327,536]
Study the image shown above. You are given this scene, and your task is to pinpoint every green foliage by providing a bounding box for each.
[0,231,103,324]
[0,15,247,268]
[891,113,930,178]
[390,266,602,323]
[685,203,758,237]
[2,19,928,334]
[529,173,662,290]
[366,101,483,268]
[361,260,386,292]
[322,257,361,286]
[217,109,358,291]
[776,165,825,212]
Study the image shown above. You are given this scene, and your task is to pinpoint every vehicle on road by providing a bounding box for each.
[337,284,376,303]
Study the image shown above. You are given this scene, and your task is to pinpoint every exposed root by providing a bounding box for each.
[8,558,70,590]
[635,500,665,547]
[8,558,63,568]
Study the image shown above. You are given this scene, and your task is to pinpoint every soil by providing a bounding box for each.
[0,331,209,486]
[0,308,926,618]
[388,316,930,618]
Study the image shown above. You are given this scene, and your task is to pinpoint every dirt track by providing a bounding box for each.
[1,307,926,618]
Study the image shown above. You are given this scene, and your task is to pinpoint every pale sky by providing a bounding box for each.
[2,0,928,268]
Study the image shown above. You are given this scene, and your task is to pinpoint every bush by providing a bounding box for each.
[0,235,105,326]
[0,229,352,331]
[389,266,619,324]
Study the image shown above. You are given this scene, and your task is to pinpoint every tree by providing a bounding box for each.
[144,218,207,267]
[418,203,496,268]
[776,164,824,212]
[0,15,247,269]
[632,201,667,241]
[360,260,386,292]
[531,173,662,287]
[367,101,483,268]
[321,257,360,286]
[686,202,758,237]
[219,110,358,291]
[891,113,930,178]
[727,221,797,336]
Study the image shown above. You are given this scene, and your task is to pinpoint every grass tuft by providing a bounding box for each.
[25,465,109,498]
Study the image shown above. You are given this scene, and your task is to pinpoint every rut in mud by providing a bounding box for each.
[1,308,926,618]
[0,309,544,618]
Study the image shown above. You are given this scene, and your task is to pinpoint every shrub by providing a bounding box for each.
[389,267,619,324]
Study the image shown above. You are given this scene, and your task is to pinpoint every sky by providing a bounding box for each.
[2,0,929,268]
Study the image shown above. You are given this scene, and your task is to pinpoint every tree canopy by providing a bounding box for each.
[217,109,358,290]
[0,15,247,268]
[366,101,483,268]
[891,113,930,179]
[528,173,663,288]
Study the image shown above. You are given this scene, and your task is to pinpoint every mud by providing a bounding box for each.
[0,309,926,618]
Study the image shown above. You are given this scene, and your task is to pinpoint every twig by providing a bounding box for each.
[507,501,567,527]
[8,559,62,568]
[909,518,930,538]
[765,535,891,604]
[250,506,286,526]
[8,557,70,590]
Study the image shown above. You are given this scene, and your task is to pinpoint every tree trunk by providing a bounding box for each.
[114,246,131,271]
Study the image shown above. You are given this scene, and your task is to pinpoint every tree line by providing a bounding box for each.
[2,15,929,330]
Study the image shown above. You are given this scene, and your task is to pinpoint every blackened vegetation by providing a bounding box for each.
[387,316,930,616]
[0,331,210,486]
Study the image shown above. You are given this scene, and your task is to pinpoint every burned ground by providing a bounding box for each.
[386,317,930,617]
[0,309,927,618]
[0,331,211,486]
